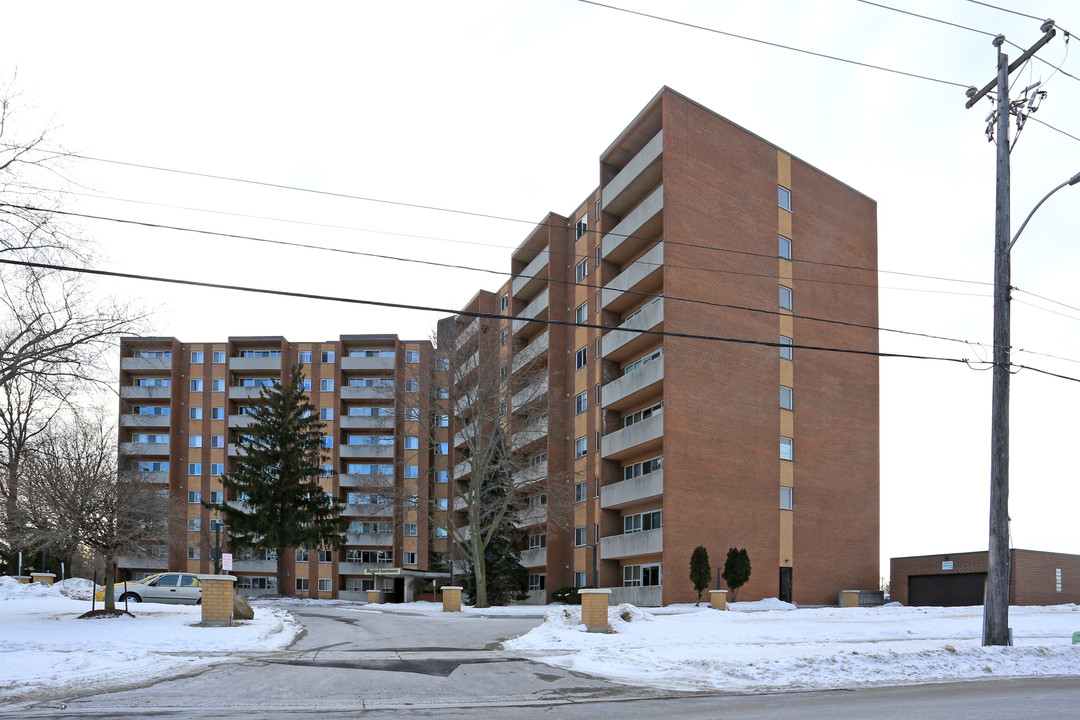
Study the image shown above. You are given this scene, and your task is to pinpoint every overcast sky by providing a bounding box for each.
[3,1,1079,580]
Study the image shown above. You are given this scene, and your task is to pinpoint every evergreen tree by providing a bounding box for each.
[207,364,347,595]
[461,426,528,607]
[722,547,752,602]
[689,545,711,606]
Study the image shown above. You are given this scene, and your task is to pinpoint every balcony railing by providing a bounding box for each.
[346,532,393,546]
[601,297,664,362]
[342,503,394,518]
[600,412,663,461]
[341,356,395,372]
[601,356,664,411]
[512,331,548,373]
[511,248,550,301]
[120,386,172,400]
[512,460,547,487]
[340,415,392,430]
[601,184,664,265]
[121,357,172,372]
[510,416,548,452]
[512,288,549,337]
[520,547,547,567]
[600,470,664,510]
[602,130,663,216]
[229,356,282,372]
[600,527,663,559]
[340,444,395,459]
[602,241,664,312]
[119,442,170,456]
[339,473,394,488]
[119,414,171,428]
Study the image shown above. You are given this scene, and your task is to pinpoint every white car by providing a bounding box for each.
[96,572,204,605]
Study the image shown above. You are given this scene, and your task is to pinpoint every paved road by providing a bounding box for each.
[6,605,1079,718]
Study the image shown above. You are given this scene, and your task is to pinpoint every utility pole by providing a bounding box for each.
[965,20,1056,647]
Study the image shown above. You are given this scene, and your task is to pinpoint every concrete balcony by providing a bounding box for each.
[600,527,663,560]
[602,356,664,412]
[227,499,253,513]
[341,355,395,372]
[342,503,394,518]
[231,559,276,573]
[517,505,547,527]
[229,386,269,401]
[228,414,254,429]
[129,471,169,484]
[228,443,247,457]
[346,533,393,546]
[340,415,391,430]
[454,422,478,449]
[120,386,171,401]
[457,318,480,347]
[229,356,282,372]
[338,561,394,575]
[602,241,664,313]
[512,375,547,411]
[601,298,664,363]
[119,442,170,456]
[601,470,664,510]
[602,130,663,216]
[512,331,548,373]
[601,413,663,461]
[520,547,547,567]
[340,444,395,459]
[511,416,548,452]
[453,459,472,480]
[601,184,664,265]
[511,248,550,301]
[121,357,172,372]
[512,288,549,337]
[453,496,467,511]
[340,386,392,401]
[119,414,171,428]
[339,473,394,489]
[512,460,547,487]
[608,585,663,607]
[117,553,168,570]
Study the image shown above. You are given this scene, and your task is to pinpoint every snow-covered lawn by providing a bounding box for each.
[505,600,1080,691]
[0,576,301,704]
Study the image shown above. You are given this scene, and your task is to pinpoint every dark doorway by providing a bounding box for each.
[779,567,792,603]
[390,577,405,603]
[908,572,986,606]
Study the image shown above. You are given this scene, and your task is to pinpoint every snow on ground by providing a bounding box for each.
[0,576,301,704]
[504,601,1080,692]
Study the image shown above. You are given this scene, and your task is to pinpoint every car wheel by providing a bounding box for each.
[119,593,142,603]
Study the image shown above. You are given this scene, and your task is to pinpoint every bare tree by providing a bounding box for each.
[11,411,176,610]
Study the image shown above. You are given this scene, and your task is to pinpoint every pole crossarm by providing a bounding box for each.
[965,24,1056,109]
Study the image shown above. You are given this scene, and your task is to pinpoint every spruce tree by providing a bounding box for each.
[722,547,752,602]
[689,545,711,606]
[207,364,348,595]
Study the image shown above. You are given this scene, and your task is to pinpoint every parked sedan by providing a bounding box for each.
[95,572,203,605]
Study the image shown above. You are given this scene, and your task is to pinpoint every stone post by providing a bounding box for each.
[709,589,728,610]
[366,589,381,604]
[442,586,463,612]
[30,573,56,586]
[199,575,237,627]
[579,589,612,633]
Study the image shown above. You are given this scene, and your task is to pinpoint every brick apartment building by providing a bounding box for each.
[117,87,880,605]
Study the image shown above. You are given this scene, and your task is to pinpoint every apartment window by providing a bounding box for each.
[575,482,587,502]
[780,435,795,461]
[295,578,309,591]
[320,464,333,477]
[209,350,224,364]
[208,519,223,532]
[322,435,333,449]
[434,526,448,538]
[623,401,662,428]
[317,578,332,592]
[405,465,418,479]
[189,435,203,448]
[404,436,418,449]
[781,486,794,510]
[499,366,508,380]
[321,351,335,363]
[210,435,224,449]
[190,379,203,392]
[780,336,793,361]
[437,385,449,399]
[575,436,587,459]
[595,199,601,224]
[211,407,225,420]
[575,302,588,325]
[209,491,223,504]
[435,498,448,511]
[320,379,334,392]
[135,378,170,387]
[190,407,203,420]
[211,378,225,392]
[575,213,588,239]
[498,401,507,416]
[405,350,420,363]
[317,550,332,563]
[403,407,419,422]
[778,185,792,211]
[574,391,587,414]
[403,523,418,537]
[500,329,508,347]
[595,477,600,497]
[298,350,312,363]
[781,385,794,411]
[529,573,546,591]
[624,510,662,533]
[188,463,201,476]
[575,347,587,370]
[210,463,224,476]
[529,494,548,508]
[500,294,508,311]
[406,379,420,392]
[779,235,792,260]
[1056,568,1063,593]
[575,571,587,588]
[435,470,449,483]
[437,357,450,371]
[436,442,449,455]
[188,546,201,560]
[436,414,449,427]
[529,533,547,549]
[780,285,793,310]
[575,257,588,282]
[403,552,418,565]
[295,549,310,562]
[624,563,662,587]
[573,527,587,548]
[191,351,204,363]
[595,430,600,452]
[188,518,201,532]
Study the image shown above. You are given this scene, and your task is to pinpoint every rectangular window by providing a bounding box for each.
[191,351,204,363]
[500,329,508,347]
[436,414,449,427]
[575,302,588,325]
[188,463,201,476]
[298,350,312,363]
[575,482,587,502]
[574,391,587,414]
[435,498,448,511]
[319,407,334,421]
[529,573,546,591]
[575,436,587,459]
[190,379,203,392]
[403,523,418,537]
[780,436,794,461]
[623,400,662,428]
[404,436,419,449]
[189,435,202,448]
[209,519,223,532]
[190,407,203,420]
[318,578,332,592]
[320,464,333,477]
[575,213,588,239]
[575,257,588,282]
[528,533,547,549]
[435,470,449,483]
[500,294,508,311]
[778,185,792,211]
[188,518,201,532]
[434,526,448,538]
[623,510,662,533]
[781,486,794,510]
[623,563,662,587]
[405,349,420,363]
[406,379,420,392]
[574,571,587,588]
[321,351,335,363]
[318,550,332,563]
[780,336,793,361]
[295,578,309,591]
[295,549,310,562]
[211,407,225,420]
[779,235,792,260]
[595,477,600,497]
[437,385,449,399]
[403,551,418,565]
[211,378,225,392]
[405,465,418,478]
[1056,568,1063,593]
[404,407,419,421]
[320,378,334,392]
[209,491,223,504]
[212,351,226,364]
[780,285,793,310]
[436,442,449,455]
[322,435,333,449]
[781,386,794,411]
[210,435,225,448]
[210,463,224,476]
[575,347,587,370]
[188,546,200,560]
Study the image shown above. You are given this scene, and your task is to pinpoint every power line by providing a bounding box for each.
[0,201,999,350]
[577,0,971,88]
[966,0,1050,24]
[856,0,997,37]
[1026,114,1080,143]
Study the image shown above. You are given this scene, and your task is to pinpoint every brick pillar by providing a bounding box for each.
[15,576,30,584]
[30,573,56,586]
[442,586,463,612]
[709,589,728,610]
[366,589,381,604]
[579,589,611,633]
[199,575,237,627]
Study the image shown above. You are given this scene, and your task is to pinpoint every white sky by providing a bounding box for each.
[2,1,1079,580]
